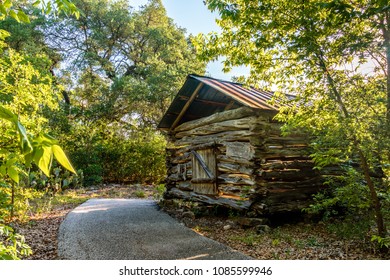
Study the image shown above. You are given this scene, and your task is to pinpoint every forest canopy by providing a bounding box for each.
[0,0,205,187]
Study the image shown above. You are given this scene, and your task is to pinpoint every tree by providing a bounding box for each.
[45,0,205,126]
[0,0,79,259]
[39,0,205,184]
[195,0,389,237]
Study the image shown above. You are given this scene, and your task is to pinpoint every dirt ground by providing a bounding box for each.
[14,184,390,260]
[162,205,389,260]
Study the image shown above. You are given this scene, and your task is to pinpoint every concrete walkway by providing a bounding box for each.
[58,199,251,260]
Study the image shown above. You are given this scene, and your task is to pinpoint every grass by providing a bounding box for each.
[24,184,164,218]
[230,232,263,246]
[306,236,321,247]
[292,239,305,249]
[153,184,166,200]
[193,225,211,232]
[270,227,293,243]
[134,190,146,198]
[52,191,90,206]
[29,189,90,215]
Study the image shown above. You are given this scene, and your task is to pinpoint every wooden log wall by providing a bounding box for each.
[165,107,263,211]
[252,119,326,214]
[164,106,332,216]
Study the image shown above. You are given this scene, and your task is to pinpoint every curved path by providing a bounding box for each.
[58,198,251,260]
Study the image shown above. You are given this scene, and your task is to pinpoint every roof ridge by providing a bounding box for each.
[188,73,244,86]
[189,73,275,95]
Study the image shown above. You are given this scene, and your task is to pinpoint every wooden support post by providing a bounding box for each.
[224,100,235,110]
[171,82,204,130]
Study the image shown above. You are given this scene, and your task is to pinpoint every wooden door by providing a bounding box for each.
[191,148,217,195]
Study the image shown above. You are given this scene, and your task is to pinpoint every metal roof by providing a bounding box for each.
[158,74,280,131]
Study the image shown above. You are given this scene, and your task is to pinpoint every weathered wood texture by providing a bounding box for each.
[164,107,330,217]
[165,188,251,211]
[174,107,263,132]
[191,148,217,195]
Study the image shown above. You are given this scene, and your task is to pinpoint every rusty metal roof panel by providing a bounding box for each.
[158,74,279,130]
[192,75,278,110]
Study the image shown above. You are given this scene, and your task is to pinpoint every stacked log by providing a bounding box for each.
[253,123,325,214]
[165,107,262,211]
[164,106,329,216]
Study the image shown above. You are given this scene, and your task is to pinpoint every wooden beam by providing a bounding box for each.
[171,82,204,130]
[174,107,255,132]
[224,100,235,110]
[179,96,235,108]
[191,150,214,178]
[194,98,231,107]
[191,178,216,184]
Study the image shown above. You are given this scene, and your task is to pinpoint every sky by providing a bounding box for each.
[127,0,249,81]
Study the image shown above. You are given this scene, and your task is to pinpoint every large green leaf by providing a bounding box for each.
[0,165,6,176]
[3,0,12,10]
[0,106,32,154]
[9,10,19,22]
[0,5,7,15]
[5,158,17,167]
[34,134,58,146]
[24,151,34,168]
[7,166,19,184]
[17,10,30,23]
[34,146,52,177]
[17,122,33,154]
[52,145,76,174]
[0,106,17,123]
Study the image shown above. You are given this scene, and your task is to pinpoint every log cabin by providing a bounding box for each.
[158,74,328,219]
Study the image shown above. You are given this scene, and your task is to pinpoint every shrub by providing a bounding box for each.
[0,222,32,260]
[62,125,166,186]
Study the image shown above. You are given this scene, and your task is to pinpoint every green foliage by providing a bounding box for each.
[134,190,146,199]
[0,105,76,178]
[30,0,206,186]
[198,0,390,237]
[0,221,32,260]
[46,0,205,126]
[371,235,390,249]
[65,127,167,185]
[0,0,81,261]
[305,168,371,219]
[327,216,372,241]
[0,0,80,21]
[0,0,30,23]
[153,184,166,201]
[0,182,11,219]
[0,49,60,133]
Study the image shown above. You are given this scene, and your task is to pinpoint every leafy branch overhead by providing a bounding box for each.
[0,106,76,182]
[0,0,80,23]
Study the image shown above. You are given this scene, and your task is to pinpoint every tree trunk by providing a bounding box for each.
[358,149,386,237]
[11,183,14,219]
[316,51,387,237]
[384,11,390,132]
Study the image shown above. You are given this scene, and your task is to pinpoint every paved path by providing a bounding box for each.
[58,199,251,260]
